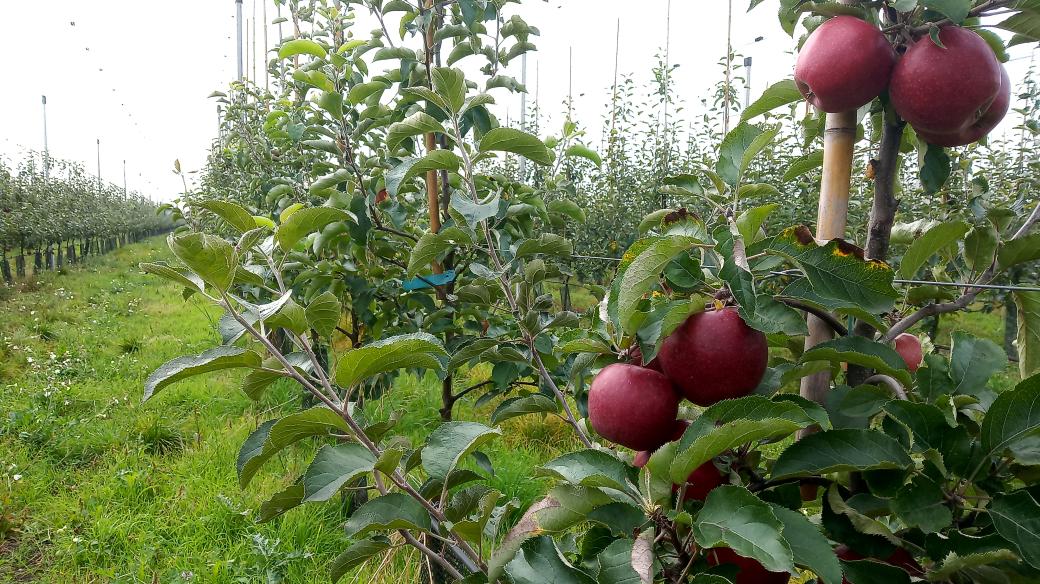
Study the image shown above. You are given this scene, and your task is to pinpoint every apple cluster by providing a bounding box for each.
[794,16,1010,147]
[588,308,787,583]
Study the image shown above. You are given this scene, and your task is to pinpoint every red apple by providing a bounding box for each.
[706,547,790,584]
[588,364,680,451]
[890,26,1002,134]
[893,333,923,373]
[915,64,1011,147]
[836,545,924,580]
[633,420,689,467]
[794,16,897,113]
[375,189,390,205]
[679,459,727,502]
[657,308,768,406]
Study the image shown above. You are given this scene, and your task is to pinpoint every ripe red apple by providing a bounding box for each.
[890,26,1002,134]
[915,64,1010,147]
[893,333,923,373]
[632,420,689,467]
[588,364,680,451]
[706,547,790,584]
[375,189,390,205]
[794,16,897,113]
[657,308,768,406]
[679,459,727,502]
[836,545,923,580]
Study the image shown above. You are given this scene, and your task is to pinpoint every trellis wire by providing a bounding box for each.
[559,253,1040,293]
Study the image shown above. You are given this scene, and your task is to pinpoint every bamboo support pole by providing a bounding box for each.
[424,0,442,274]
[801,110,856,409]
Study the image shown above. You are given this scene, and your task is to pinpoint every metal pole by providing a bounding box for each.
[744,56,753,108]
[236,0,244,81]
[41,95,49,180]
[96,138,101,194]
[263,0,269,92]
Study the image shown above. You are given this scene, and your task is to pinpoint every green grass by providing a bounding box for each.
[0,239,575,583]
[0,238,1019,583]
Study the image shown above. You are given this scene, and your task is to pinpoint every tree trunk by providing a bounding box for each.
[1006,295,1020,362]
[1,257,11,284]
[34,250,43,272]
[16,254,25,278]
[847,116,906,387]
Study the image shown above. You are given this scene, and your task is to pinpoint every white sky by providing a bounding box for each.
[0,1,1035,202]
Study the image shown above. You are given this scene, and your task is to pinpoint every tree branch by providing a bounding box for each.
[776,297,848,336]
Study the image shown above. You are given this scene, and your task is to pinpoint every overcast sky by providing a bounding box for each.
[1,1,1035,202]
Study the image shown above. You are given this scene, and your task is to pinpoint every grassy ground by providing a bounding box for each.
[0,239,576,583]
[0,238,1017,583]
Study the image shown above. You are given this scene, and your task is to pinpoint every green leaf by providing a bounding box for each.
[548,199,586,224]
[922,0,971,21]
[717,229,806,335]
[196,200,257,232]
[1015,292,1040,379]
[398,151,461,195]
[489,485,613,581]
[800,336,912,388]
[334,333,447,389]
[305,291,342,338]
[386,112,446,152]
[564,144,602,166]
[515,233,572,258]
[882,400,954,453]
[343,493,432,538]
[505,536,596,584]
[989,490,1040,569]
[302,443,375,502]
[998,12,1040,42]
[617,235,699,335]
[963,224,998,275]
[538,450,634,493]
[741,79,802,123]
[276,207,355,251]
[892,475,952,533]
[782,150,824,182]
[771,429,913,480]
[279,38,327,59]
[981,372,1040,466]
[998,233,1040,270]
[770,504,843,584]
[422,422,500,481]
[236,406,351,487]
[949,331,1007,397]
[841,559,910,584]
[144,346,260,401]
[670,396,816,483]
[168,232,238,292]
[736,203,778,244]
[692,486,794,573]
[257,483,305,522]
[431,66,467,112]
[594,538,647,584]
[331,537,392,582]
[491,394,559,425]
[451,191,500,228]
[140,261,204,293]
[920,144,951,194]
[925,549,1020,581]
[479,128,552,165]
[347,80,390,105]
[770,226,898,314]
[407,227,473,276]
[898,221,969,278]
[717,123,764,187]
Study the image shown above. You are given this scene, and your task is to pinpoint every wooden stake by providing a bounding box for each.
[800,110,855,406]
[799,109,856,500]
[424,0,442,274]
